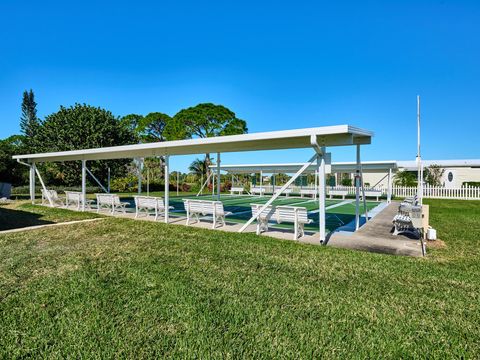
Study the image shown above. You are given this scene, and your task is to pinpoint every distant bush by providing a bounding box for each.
[110,175,137,193]
[341,178,352,186]
[179,183,190,192]
[12,185,101,195]
[462,182,480,187]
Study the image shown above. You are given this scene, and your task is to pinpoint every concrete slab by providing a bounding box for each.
[326,202,424,257]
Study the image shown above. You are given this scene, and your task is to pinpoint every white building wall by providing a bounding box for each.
[362,167,480,188]
[442,167,480,188]
[362,173,390,188]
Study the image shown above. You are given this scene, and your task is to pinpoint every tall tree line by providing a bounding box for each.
[0,89,248,187]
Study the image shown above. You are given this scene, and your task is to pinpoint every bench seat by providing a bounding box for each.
[251,203,275,235]
[96,193,129,214]
[134,195,173,221]
[276,205,313,240]
[183,199,232,229]
[230,187,244,195]
[65,191,94,210]
[328,189,348,200]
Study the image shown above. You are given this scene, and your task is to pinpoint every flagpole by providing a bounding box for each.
[416,95,423,205]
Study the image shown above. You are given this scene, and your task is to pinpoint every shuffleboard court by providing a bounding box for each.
[169,194,380,233]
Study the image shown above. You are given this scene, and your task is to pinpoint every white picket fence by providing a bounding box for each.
[250,184,480,200]
[328,185,480,200]
[394,185,480,200]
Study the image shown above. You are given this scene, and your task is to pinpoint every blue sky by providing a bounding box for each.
[1,0,479,172]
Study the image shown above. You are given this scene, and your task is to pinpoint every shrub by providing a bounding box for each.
[110,175,138,193]
[12,185,102,195]
[463,182,480,187]
[341,178,352,186]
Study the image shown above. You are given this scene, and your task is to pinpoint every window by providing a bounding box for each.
[448,172,453,182]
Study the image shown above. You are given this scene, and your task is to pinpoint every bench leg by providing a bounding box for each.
[299,223,305,238]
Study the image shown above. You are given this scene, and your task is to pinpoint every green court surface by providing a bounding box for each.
[168,194,381,233]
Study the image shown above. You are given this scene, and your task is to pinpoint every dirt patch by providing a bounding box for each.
[426,238,446,249]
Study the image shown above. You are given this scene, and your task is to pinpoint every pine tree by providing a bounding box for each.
[20,89,39,139]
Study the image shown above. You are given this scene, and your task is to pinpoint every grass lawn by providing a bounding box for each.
[0,199,479,357]
[0,202,102,231]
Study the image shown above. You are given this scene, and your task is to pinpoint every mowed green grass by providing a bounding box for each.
[0,199,479,357]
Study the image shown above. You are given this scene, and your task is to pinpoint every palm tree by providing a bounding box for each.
[188,158,210,182]
[394,171,417,187]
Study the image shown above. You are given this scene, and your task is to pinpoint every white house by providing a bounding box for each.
[361,159,480,188]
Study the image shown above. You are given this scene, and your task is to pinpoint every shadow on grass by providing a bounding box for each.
[0,206,54,231]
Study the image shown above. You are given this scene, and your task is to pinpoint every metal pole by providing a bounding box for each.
[147,168,150,196]
[81,160,86,212]
[177,171,179,197]
[216,152,221,201]
[355,145,360,230]
[417,95,423,205]
[137,158,142,195]
[164,155,169,223]
[86,167,108,193]
[358,146,369,223]
[107,167,111,193]
[30,163,35,204]
[318,150,326,242]
[212,171,215,196]
[387,168,392,203]
[260,170,263,197]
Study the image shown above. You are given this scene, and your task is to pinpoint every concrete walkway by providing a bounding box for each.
[326,202,424,257]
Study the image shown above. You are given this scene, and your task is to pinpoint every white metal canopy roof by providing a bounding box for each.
[13,125,372,163]
[398,159,480,170]
[211,161,397,174]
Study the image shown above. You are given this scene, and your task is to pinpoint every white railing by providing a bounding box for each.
[248,183,480,200]
[394,185,480,200]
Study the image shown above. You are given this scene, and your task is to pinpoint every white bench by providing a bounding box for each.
[65,191,94,210]
[402,195,418,206]
[183,199,232,229]
[230,186,244,195]
[134,196,173,221]
[300,188,317,199]
[251,203,275,235]
[363,190,382,201]
[250,187,266,195]
[328,189,348,200]
[41,189,64,206]
[283,188,293,197]
[275,205,313,240]
[393,204,423,238]
[96,193,129,214]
